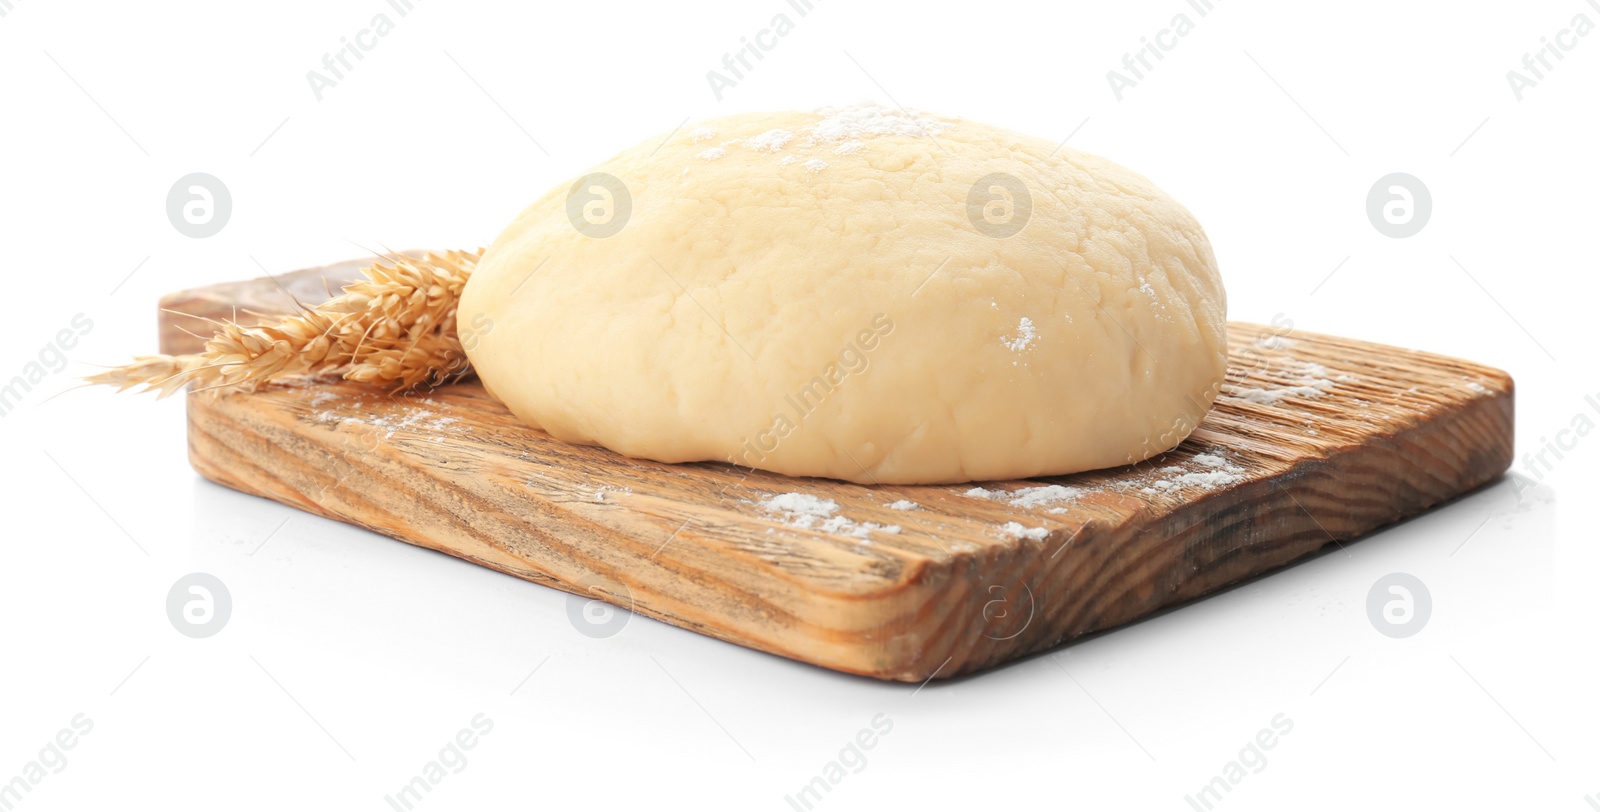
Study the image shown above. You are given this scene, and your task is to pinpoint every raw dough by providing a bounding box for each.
[460,103,1227,484]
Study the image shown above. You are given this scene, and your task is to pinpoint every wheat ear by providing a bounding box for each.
[87,249,484,397]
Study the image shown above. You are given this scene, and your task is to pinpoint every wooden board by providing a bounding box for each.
[169,265,1515,682]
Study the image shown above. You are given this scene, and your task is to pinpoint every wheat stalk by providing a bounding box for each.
[87,249,484,397]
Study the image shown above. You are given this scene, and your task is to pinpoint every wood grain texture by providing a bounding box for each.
[169,271,1514,682]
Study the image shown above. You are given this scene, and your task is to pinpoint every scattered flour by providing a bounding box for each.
[687,104,948,174]
[1149,470,1245,491]
[808,102,949,143]
[761,492,837,519]
[966,484,1080,509]
[1143,451,1246,493]
[1005,485,1081,508]
[1084,448,1248,497]
[744,128,794,152]
[1235,383,1333,406]
[314,406,466,440]
[886,500,919,511]
[1002,317,1038,352]
[1000,522,1050,541]
[758,492,898,539]
[1136,276,1168,321]
[1233,359,1338,406]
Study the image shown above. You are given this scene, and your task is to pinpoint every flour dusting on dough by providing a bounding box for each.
[1002,317,1038,352]
[808,102,949,143]
[744,129,794,152]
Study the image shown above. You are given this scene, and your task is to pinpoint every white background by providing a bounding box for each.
[2,0,1597,809]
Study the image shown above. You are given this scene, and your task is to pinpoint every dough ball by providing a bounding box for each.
[460,103,1226,484]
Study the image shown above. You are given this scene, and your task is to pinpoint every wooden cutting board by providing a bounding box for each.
[168,261,1514,682]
